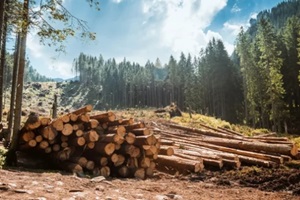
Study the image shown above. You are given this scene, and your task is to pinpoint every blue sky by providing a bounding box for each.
[26,0,284,79]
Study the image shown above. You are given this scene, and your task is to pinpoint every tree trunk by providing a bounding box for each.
[8,0,29,159]
[7,34,21,145]
[0,0,7,122]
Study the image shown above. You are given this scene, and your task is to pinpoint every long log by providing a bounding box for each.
[165,123,245,140]
[94,142,116,156]
[160,131,290,163]
[199,137,298,157]
[156,155,204,173]
[71,105,93,115]
[62,123,73,136]
[41,126,57,140]
[84,130,99,142]
[90,112,116,123]
[159,146,174,156]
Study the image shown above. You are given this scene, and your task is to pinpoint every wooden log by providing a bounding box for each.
[111,153,119,163]
[124,144,141,158]
[100,166,110,177]
[120,118,134,125]
[45,147,52,154]
[100,157,108,166]
[156,155,204,173]
[160,139,175,146]
[40,117,51,126]
[84,130,99,142]
[159,146,174,156]
[54,147,74,161]
[68,137,86,147]
[69,157,88,168]
[107,125,126,137]
[19,139,37,150]
[72,123,84,131]
[166,123,245,140]
[75,129,84,137]
[130,128,151,136]
[238,155,276,168]
[39,140,49,149]
[134,135,157,146]
[100,133,124,145]
[125,132,136,144]
[42,126,57,140]
[114,154,125,167]
[61,142,68,148]
[107,119,123,127]
[69,113,78,122]
[160,131,286,164]
[61,135,68,142]
[217,126,245,137]
[88,119,99,129]
[118,165,130,177]
[146,167,154,177]
[125,122,145,131]
[222,159,241,169]
[21,131,35,142]
[24,112,41,130]
[139,157,151,168]
[52,118,64,131]
[78,113,90,123]
[35,135,43,143]
[61,114,70,123]
[199,123,243,138]
[60,162,83,173]
[90,111,116,123]
[71,105,93,115]
[134,168,145,179]
[198,137,298,157]
[86,160,95,170]
[52,144,61,152]
[61,123,73,136]
[87,142,95,149]
[94,142,116,156]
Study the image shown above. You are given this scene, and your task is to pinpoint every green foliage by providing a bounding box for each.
[0,147,7,168]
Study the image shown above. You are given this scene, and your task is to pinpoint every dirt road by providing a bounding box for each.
[0,168,298,200]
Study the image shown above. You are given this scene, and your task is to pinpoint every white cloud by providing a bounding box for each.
[49,60,73,78]
[231,3,241,13]
[142,0,228,57]
[111,0,123,3]
[223,22,243,36]
[26,31,74,79]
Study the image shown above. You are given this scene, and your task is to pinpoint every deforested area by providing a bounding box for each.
[1,0,300,200]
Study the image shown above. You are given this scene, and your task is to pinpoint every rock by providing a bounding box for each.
[155,195,169,200]
[91,176,106,183]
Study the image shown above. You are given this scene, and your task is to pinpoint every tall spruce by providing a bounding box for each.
[256,18,285,131]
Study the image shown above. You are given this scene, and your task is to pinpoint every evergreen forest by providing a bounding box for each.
[4,0,300,133]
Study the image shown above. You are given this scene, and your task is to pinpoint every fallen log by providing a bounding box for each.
[156,155,204,173]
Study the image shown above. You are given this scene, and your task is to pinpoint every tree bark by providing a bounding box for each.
[9,0,29,155]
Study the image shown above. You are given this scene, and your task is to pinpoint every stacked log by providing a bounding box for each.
[155,122,299,170]
[17,105,160,179]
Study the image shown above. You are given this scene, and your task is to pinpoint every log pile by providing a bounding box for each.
[154,122,299,172]
[17,105,159,179]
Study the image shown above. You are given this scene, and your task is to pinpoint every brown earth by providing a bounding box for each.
[0,167,299,200]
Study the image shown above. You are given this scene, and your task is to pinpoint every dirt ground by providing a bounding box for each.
[0,167,299,200]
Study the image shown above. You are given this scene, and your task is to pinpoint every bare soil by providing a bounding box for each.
[0,167,299,200]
